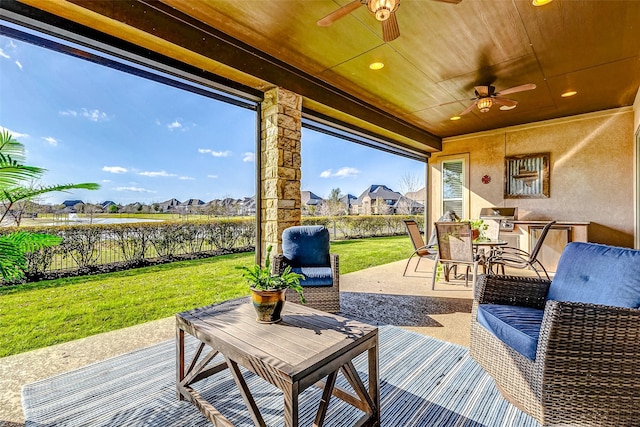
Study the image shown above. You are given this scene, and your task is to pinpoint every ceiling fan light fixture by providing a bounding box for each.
[369,62,384,70]
[477,98,493,113]
[367,0,399,21]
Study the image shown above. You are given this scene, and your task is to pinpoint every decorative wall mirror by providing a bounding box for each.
[504,152,550,198]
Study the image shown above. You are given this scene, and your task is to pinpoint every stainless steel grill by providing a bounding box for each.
[479,207,518,231]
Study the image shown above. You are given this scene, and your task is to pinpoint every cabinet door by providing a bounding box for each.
[530,227,570,273]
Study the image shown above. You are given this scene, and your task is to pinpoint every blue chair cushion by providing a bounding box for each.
[477,304,545,361]
[282,226,330,267]
[548,242,640,308]
[291,267,333,287]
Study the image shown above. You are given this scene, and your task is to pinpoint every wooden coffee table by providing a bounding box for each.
[176,298,379,426]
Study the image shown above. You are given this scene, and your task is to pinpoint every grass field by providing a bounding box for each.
[0,236,412,357]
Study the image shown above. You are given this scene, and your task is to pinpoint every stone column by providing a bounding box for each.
[260,87,302,261]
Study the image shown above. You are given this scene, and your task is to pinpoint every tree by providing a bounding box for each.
[319,187,346,216]
[0,130,99,281]
[397,172,424,215]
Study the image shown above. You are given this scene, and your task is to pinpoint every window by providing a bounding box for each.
[442,159,465,218]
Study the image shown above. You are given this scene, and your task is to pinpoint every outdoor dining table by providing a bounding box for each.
[176,298,380,426]
[473,239,508,273]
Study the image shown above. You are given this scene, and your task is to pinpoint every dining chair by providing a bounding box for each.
[486,220,556,279]
[432,221,482,289]
[402,219,437,276]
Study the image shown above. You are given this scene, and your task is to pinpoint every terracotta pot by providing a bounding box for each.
[250,288,286,323]
[472,229,480,241]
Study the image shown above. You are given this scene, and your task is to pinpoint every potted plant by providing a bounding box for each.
[470,219,488,241]
[238,245,305,323]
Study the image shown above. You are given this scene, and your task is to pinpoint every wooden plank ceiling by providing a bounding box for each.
[8,0,640,153]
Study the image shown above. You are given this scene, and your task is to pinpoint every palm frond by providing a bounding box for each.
[0,232,62,281]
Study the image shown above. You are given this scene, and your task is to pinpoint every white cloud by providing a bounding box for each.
[82,108,109,122]
[320,167,359,178]
[59,110,78,117]
[139,170,177,177]
[334,167,359,178]
[0,127,29,139]
[102,166,128,174]
[198,148,231,157]
[179,176,195,180]
[207,175,218,179]
[115,186,156,193]
[167,120,182,131]
[42,136,59,146]
[101,179,112,183]
[242,152,255,162]
[15,60,22,70]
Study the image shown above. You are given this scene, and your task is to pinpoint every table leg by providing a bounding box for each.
[313,370,338,427]
[176,327,185,401]
[283,382,299,427]
[369,337,380,426]
[226,358,266,427]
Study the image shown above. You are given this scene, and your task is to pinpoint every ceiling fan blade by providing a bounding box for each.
[382,12,400,42]
[474,86,490,97]
[459,101,478,116]
[493,97,518,107]
[317,0,364,27]
[495,83,537,96]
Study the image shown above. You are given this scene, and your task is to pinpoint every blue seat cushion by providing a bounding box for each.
[291,267,333,287]
[282,226,330,267]
[477,304,545,361]
[548,242,640,308]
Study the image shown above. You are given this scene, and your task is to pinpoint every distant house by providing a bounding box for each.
[181,199,205,213]
[354,185,402,215]
[301,191,323,207]
[394,196,424,214]
[101,200,116,209]
[340,194,358,215]
[61,200,83,213]
[405,187,426,207]
[159,198,181,212]
[62,200,83,208]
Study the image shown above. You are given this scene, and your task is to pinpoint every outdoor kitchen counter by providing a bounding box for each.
[503,221,590,272]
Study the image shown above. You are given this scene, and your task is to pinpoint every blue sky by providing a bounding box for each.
[0,29,425,206]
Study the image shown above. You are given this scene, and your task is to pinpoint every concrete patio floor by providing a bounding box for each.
[0,257,499,426]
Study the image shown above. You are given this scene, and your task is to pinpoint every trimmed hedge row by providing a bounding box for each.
[1,215,422,282]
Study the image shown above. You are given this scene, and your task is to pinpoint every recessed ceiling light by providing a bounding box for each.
[561,90,577,97]
[450,116,461,121]
[500,105,517,111]
[369,62,384,70]
[532,0,553,6]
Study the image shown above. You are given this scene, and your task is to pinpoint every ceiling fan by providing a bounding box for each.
[317,0,462,42]
[457,83,537,115]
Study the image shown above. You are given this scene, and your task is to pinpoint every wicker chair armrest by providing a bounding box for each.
[537,300,640,379]
[330,253,339,290]
[475,274,551,308]
[272,253,291,274]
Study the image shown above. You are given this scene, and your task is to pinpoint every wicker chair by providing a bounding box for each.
[470,242,640,426]
[273,225,340,312]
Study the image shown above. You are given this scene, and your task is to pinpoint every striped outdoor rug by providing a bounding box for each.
[22,325,538,426]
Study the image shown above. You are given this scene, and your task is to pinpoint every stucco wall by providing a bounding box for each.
[429,108,635,248]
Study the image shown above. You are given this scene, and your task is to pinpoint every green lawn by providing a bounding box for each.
[0,235,411,357]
